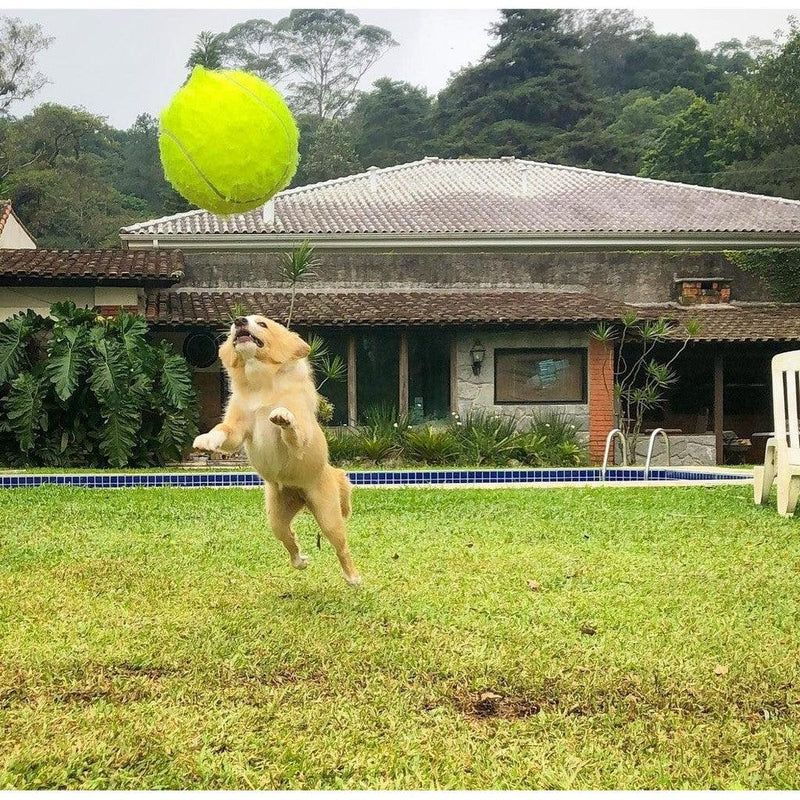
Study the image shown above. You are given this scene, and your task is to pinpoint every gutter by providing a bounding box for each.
[120,232,800,252]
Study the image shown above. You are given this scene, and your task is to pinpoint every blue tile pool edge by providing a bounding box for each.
[0,468,752,489]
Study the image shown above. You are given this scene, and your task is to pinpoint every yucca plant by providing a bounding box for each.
[355,430,399,464]
[451,410,521,466]
[0,302,198,468]
[402,425,460,465]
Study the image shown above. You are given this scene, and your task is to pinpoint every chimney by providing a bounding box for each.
[262,198,275,226]
[519,165,532,194]
[367,165,379,192]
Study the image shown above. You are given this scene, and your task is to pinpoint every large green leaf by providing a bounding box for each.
[159,349,195,410]
[5,372,46,452]
[0,315,37,385]
[98,401,140,467]
[115,310,149,362]
[46,328,89,401]
[88,339,129,405]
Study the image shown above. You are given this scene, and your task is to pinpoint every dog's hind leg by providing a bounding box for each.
[305,470,360,587]
[266,483,308,570]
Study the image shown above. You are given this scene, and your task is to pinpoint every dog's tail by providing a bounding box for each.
[335,467,352,519]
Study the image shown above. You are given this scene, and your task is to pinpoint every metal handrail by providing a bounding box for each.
[601,428,628,481]
[644,428,670,479]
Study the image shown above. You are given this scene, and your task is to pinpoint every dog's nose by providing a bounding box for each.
[233,317,248,327]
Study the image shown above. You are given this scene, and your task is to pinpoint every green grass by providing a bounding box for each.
[0,485,798,789]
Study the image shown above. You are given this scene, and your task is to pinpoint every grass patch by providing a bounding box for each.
[0,485,798,789]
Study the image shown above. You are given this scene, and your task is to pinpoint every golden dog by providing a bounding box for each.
[192,315,360,586]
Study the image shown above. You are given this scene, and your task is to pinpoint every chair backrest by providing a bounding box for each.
[772,351,800,464]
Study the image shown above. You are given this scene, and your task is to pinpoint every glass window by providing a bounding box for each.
[408,331,451,422]
[495,348,587,404]
[357,331,399,421]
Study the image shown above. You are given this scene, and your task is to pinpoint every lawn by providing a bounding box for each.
[0,484,798,789]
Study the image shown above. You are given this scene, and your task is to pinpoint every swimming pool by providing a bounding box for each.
[0,467,751,489]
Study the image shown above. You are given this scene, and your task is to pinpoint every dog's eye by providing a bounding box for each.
[256,321,268,328]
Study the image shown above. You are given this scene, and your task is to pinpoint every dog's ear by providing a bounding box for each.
[267,323,311,364]
[218,336,241,370]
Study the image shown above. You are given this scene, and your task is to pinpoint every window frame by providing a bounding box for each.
[493,347,588,405]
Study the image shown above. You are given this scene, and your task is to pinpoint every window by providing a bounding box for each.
[494,348,587,404]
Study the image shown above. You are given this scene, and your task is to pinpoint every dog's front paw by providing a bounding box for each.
[292,553,309,570]
[269,407,295,428]
[193,430,226,452]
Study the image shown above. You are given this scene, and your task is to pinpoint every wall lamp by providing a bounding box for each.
[470,340,486,376]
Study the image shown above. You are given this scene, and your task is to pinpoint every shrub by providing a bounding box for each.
[402,425,460,464]
[451,410,521,466]
[355,430,399,464]
[325,426,360,463]
[0,303,198,468]
[517,411,585,466]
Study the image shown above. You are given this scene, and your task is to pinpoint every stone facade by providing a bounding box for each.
[452,328,591,432]
[618,434,717,467]
[179,248,770,304]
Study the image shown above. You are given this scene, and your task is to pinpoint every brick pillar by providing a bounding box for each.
[588,338,615,464]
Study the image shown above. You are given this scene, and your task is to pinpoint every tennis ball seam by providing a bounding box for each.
[161,126,267,208]
[216,72,298,190]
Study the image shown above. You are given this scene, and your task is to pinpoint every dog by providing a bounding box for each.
[192,314,360,586]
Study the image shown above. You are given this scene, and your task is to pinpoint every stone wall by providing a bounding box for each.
[617,434,717,467]
[452,328,591,432]
[180,248,772,303]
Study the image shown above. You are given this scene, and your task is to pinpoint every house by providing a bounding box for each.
[0,201,36,249]
[4,159,800,465]
[118,157,800,465]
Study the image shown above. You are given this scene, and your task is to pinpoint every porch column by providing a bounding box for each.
[714,352,724,465]
[398,329,409,417]
[347,334,357,427]
[588,337,615,464]
[450,333,459,415]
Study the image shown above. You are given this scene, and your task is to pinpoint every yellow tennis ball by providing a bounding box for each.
[159,66,299,215]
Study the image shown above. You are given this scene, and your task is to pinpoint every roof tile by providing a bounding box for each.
[121,158,800,237]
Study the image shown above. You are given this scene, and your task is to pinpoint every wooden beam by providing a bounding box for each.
[714,352,724,465]
[450,333,459,415]
[398,329,409,418]
[347,334,357,427]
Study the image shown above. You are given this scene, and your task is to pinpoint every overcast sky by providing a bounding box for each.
[7,8,798,129]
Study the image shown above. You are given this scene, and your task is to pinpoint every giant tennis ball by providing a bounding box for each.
[158,66,299,215]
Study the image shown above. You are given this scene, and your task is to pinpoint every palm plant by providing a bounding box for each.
[280,240,319,328]
[592,313,700,461]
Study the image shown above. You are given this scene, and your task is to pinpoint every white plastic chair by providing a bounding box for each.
[754,351,800,517]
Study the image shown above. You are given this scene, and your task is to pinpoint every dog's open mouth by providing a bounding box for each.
[234,329,264,347]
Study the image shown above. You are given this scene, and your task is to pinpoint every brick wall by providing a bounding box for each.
[588,338,615,464]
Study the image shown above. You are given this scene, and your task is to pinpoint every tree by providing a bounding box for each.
[0,16,53,115]
[186,30,225,72]
[639,98,717,184]
[112,114,189,215]
[434,10,597,160]
[2,104,142,247]
[352,79,434,167]
[274,10,397,119]
[302,118,360,184]
[219,18,283,82]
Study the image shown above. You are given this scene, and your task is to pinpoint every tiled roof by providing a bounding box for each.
[145,290,627,328]
[0,201,11,236]
[120,158,800,238]
[0,249,184,283]
[639,303,800,342]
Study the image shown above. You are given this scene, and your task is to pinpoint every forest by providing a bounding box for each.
[0,9,798,249]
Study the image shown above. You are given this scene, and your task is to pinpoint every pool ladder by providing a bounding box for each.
[601,427,671,481]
